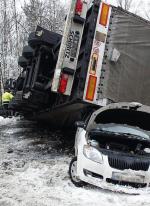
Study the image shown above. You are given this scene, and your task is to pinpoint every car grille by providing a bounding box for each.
[108,156,149,171]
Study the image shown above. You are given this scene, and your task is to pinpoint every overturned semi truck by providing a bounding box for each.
[11,0,150,128]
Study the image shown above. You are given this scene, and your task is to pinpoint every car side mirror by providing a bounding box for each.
[75,121,86,129]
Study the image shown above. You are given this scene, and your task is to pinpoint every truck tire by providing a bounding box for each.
[69,157,86,187]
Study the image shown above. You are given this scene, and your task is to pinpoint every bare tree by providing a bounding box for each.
[0,0,67,86]
[22,0,66,34]
[116,0,133,11]
[45,0,67,33]
[1,0,8,83]
[0,0,23,84]
[13,0,19,55]
[0,62,3,103]
[23,0,44,32]
[143,2,150,20]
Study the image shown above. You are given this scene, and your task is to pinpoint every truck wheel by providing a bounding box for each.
[69,157,86,187]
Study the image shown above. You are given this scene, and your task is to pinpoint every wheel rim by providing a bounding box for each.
[71,160,80,183]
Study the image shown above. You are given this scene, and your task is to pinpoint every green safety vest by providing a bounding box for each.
[2,92,14,104]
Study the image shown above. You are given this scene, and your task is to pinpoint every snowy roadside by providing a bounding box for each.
[0,117,150,206]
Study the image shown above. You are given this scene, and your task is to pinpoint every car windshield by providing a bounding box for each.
[97,123,150,140]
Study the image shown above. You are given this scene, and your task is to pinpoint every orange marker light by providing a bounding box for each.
[86,75,97,101]
[99,3,110,26]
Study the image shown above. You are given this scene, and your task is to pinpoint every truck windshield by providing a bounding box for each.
[97,124,150,140]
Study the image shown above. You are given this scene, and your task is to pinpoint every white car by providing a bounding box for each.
[69,102,150,192]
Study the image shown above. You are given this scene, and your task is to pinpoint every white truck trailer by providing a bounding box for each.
[11,0,150,128]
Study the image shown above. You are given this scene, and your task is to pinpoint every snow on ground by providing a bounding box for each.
[0,117,150,206]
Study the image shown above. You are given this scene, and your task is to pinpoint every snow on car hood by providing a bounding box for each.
[94,124,150,140]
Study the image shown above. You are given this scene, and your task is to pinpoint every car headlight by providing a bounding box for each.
[83,145,103,164]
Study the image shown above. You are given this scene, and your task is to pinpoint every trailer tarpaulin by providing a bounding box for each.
[101,7,150,106]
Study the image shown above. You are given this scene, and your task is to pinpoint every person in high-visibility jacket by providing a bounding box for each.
[2,90,14,110]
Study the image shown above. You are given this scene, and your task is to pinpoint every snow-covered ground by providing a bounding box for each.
[0,117,150,206]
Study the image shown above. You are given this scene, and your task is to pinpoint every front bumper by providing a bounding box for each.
[77,153,150,194]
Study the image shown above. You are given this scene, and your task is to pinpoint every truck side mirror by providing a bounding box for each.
[75,121,86,129]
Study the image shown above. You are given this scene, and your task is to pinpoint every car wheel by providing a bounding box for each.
[69,157,86,187]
